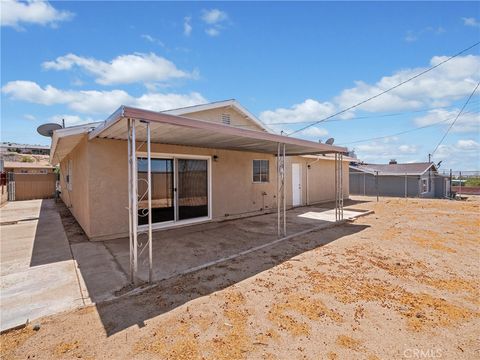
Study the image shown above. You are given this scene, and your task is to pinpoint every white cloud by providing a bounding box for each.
[259,99,336,125]
[462,17,480,28]
[2,80,207,115]
[1,0,73,29]
[141,34,165,47]
[353,137,423,164]
[201,9,227,24]
[404,31,417,43]
[433,140,480,170]
[456,139,480,151]
[183,16,192,36]
[201,9,228,36]
[334,54,480,113]
[413,108,480,133]
[42,52,194,85]
[296,126,329,139]
[49,114,97,127]
[404,26,446,43]
[134,92,207,112]
[23,114,36,121]
[398,144,418,154]
[205,27,220,37]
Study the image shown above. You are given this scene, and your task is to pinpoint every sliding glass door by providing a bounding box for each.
[137,158,174,225]
[177,159,208,220]
[137,156,209,226]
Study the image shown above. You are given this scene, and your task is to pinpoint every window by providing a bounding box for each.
[421,178,428,193]
[253,160,269,183]
[67,159,73,191]
[221,113,231,125]
[39,169,48,174]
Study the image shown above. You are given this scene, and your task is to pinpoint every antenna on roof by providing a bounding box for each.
[325,137,335,145]
[37,123,62,137]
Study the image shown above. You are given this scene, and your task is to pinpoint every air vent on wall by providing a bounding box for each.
[221,113,231,125]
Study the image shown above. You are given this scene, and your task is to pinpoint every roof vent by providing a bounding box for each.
[221,113,231,125]
[389,159,397,165]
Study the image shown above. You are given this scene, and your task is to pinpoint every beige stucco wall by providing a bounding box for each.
[59,138,350,241]
[59,136,91,237]
[179,106,265,131]
[285,156,349,207]
[86,138,278,240]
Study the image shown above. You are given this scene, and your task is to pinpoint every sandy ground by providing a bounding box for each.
[1,196,479,359]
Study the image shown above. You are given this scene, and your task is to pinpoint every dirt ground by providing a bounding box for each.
[1,196,479,359]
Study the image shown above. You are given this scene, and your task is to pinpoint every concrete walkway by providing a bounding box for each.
[0,200,85,331]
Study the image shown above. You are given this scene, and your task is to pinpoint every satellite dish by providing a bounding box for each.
[326,137,335,145]
[37,123,62,137]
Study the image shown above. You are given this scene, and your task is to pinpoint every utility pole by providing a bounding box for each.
[428,153,431,163]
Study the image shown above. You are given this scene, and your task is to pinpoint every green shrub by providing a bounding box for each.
[465,178,480,187]
[20,156,34,163]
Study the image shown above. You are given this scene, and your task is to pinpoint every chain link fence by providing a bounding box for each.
[350,170,480,198]
[439,170,480,196]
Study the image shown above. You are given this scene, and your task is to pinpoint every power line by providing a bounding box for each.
[339,110,479,146]
[264,101,479,126]
[431,81,480,156]
[288,41,480,136]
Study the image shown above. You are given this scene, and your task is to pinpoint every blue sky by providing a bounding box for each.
[1,1,479,170]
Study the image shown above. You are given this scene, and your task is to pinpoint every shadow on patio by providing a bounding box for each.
[41,199,371,336]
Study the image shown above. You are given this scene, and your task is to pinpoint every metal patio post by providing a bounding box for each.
[146,121,153,283]
[363,172,366,196]
[277,143,280,238]
[340,153,344,220]
[131,119,139,284]
[127,119,133,283]
[282,143,286,236]
[405,172,407,198]
[459,171,462,197]
[334,153,337,221]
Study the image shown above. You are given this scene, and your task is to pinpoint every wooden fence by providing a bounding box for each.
[9,173,57,201]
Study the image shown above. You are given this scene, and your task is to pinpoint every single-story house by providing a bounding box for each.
[50,100,350,242]
[349,161,450,198]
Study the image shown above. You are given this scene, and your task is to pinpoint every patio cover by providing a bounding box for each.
[87,106,347,155]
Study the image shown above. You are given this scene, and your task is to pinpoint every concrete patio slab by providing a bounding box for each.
[102,203,371,283]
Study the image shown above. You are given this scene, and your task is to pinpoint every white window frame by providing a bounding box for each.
[67,159,73,191]
[420,178,429,193]
[136,152,212,231]
[253,159,270,183]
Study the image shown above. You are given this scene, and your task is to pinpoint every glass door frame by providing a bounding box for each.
[136,152,212,230]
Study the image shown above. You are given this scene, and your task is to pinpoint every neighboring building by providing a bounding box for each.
[0,142,50,155]
[50,100,350,241]
[349,160,450,198]
[3,161,55,174]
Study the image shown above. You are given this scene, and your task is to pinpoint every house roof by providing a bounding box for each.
[4,161,54,169]
[162,99,270,132]
[302,154,358,163]
[50,122,102,164]
[350,162,437,176]
[50,103,347,164]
